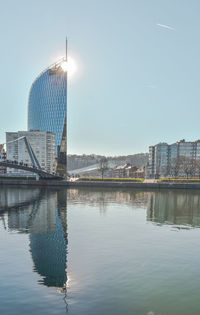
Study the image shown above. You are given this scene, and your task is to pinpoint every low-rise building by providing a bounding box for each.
[110,164,129,178]
[110,164,144,178]
[131,168,145,178]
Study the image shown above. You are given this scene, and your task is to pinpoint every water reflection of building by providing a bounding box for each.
[147,191,200,227]
[0,187,42,212]
[7,190,56,233]
[67,188,149,213]
[2,187,67,289]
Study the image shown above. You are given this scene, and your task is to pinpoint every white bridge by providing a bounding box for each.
[0,136,64,180]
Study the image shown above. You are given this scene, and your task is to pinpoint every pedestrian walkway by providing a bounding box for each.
[143,179,158,183]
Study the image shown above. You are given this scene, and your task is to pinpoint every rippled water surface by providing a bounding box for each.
[1,187,200,315]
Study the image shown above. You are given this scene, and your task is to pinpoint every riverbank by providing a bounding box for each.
[1,178,200,189]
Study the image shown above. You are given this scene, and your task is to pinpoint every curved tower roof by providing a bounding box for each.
[28,59,67,159]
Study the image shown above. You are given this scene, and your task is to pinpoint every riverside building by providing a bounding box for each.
[27,59,67,175]
[148,139,200,178]
[0,145,6,174]
[6,131,55,175]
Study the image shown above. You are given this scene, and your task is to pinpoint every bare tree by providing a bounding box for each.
[169,156,199,179]
[189,158,196,178]
[195,159,200,178]
[179,156,196,179]
[98,158,109,180]
[170,157,180,178]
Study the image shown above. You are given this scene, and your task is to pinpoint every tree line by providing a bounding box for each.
[162,156,200,178]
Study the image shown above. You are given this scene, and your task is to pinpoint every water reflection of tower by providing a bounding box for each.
[5,188,68,290]
[29,189,68,288]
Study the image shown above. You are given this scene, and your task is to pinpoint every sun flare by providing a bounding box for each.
[61,57,77,77]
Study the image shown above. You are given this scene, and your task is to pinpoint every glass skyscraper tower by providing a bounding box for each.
[28,58,67,174]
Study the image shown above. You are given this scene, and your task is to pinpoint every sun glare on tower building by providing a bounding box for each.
[28,57,67,175]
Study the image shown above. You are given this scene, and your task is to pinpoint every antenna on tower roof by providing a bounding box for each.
[66,37,68,62]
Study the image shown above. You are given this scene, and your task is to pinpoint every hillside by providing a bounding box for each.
[67,153,149,171]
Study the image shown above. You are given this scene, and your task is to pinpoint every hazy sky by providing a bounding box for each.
[1,0,200,155]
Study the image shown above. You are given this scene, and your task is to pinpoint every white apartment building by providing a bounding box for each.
[148,139,200,178]
[6,130,55,175]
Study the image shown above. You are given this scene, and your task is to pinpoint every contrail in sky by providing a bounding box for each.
[156,23,175,31]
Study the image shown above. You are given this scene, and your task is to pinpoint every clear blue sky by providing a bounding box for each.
[0,0,200,155]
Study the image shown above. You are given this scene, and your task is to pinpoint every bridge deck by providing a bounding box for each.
[0,161,64,180]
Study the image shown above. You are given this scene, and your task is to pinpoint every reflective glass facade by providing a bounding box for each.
[28,60,67,172]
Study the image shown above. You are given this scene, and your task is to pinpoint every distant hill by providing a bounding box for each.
[67,153,149,171]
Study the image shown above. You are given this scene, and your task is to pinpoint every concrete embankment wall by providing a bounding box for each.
[0,179,69,187]
[1,179,200,190]
[68,181,200,190]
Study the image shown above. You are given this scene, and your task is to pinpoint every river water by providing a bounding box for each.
[1,186,200,315]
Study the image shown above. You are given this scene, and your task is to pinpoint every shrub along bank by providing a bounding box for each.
[78,177,144,182]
